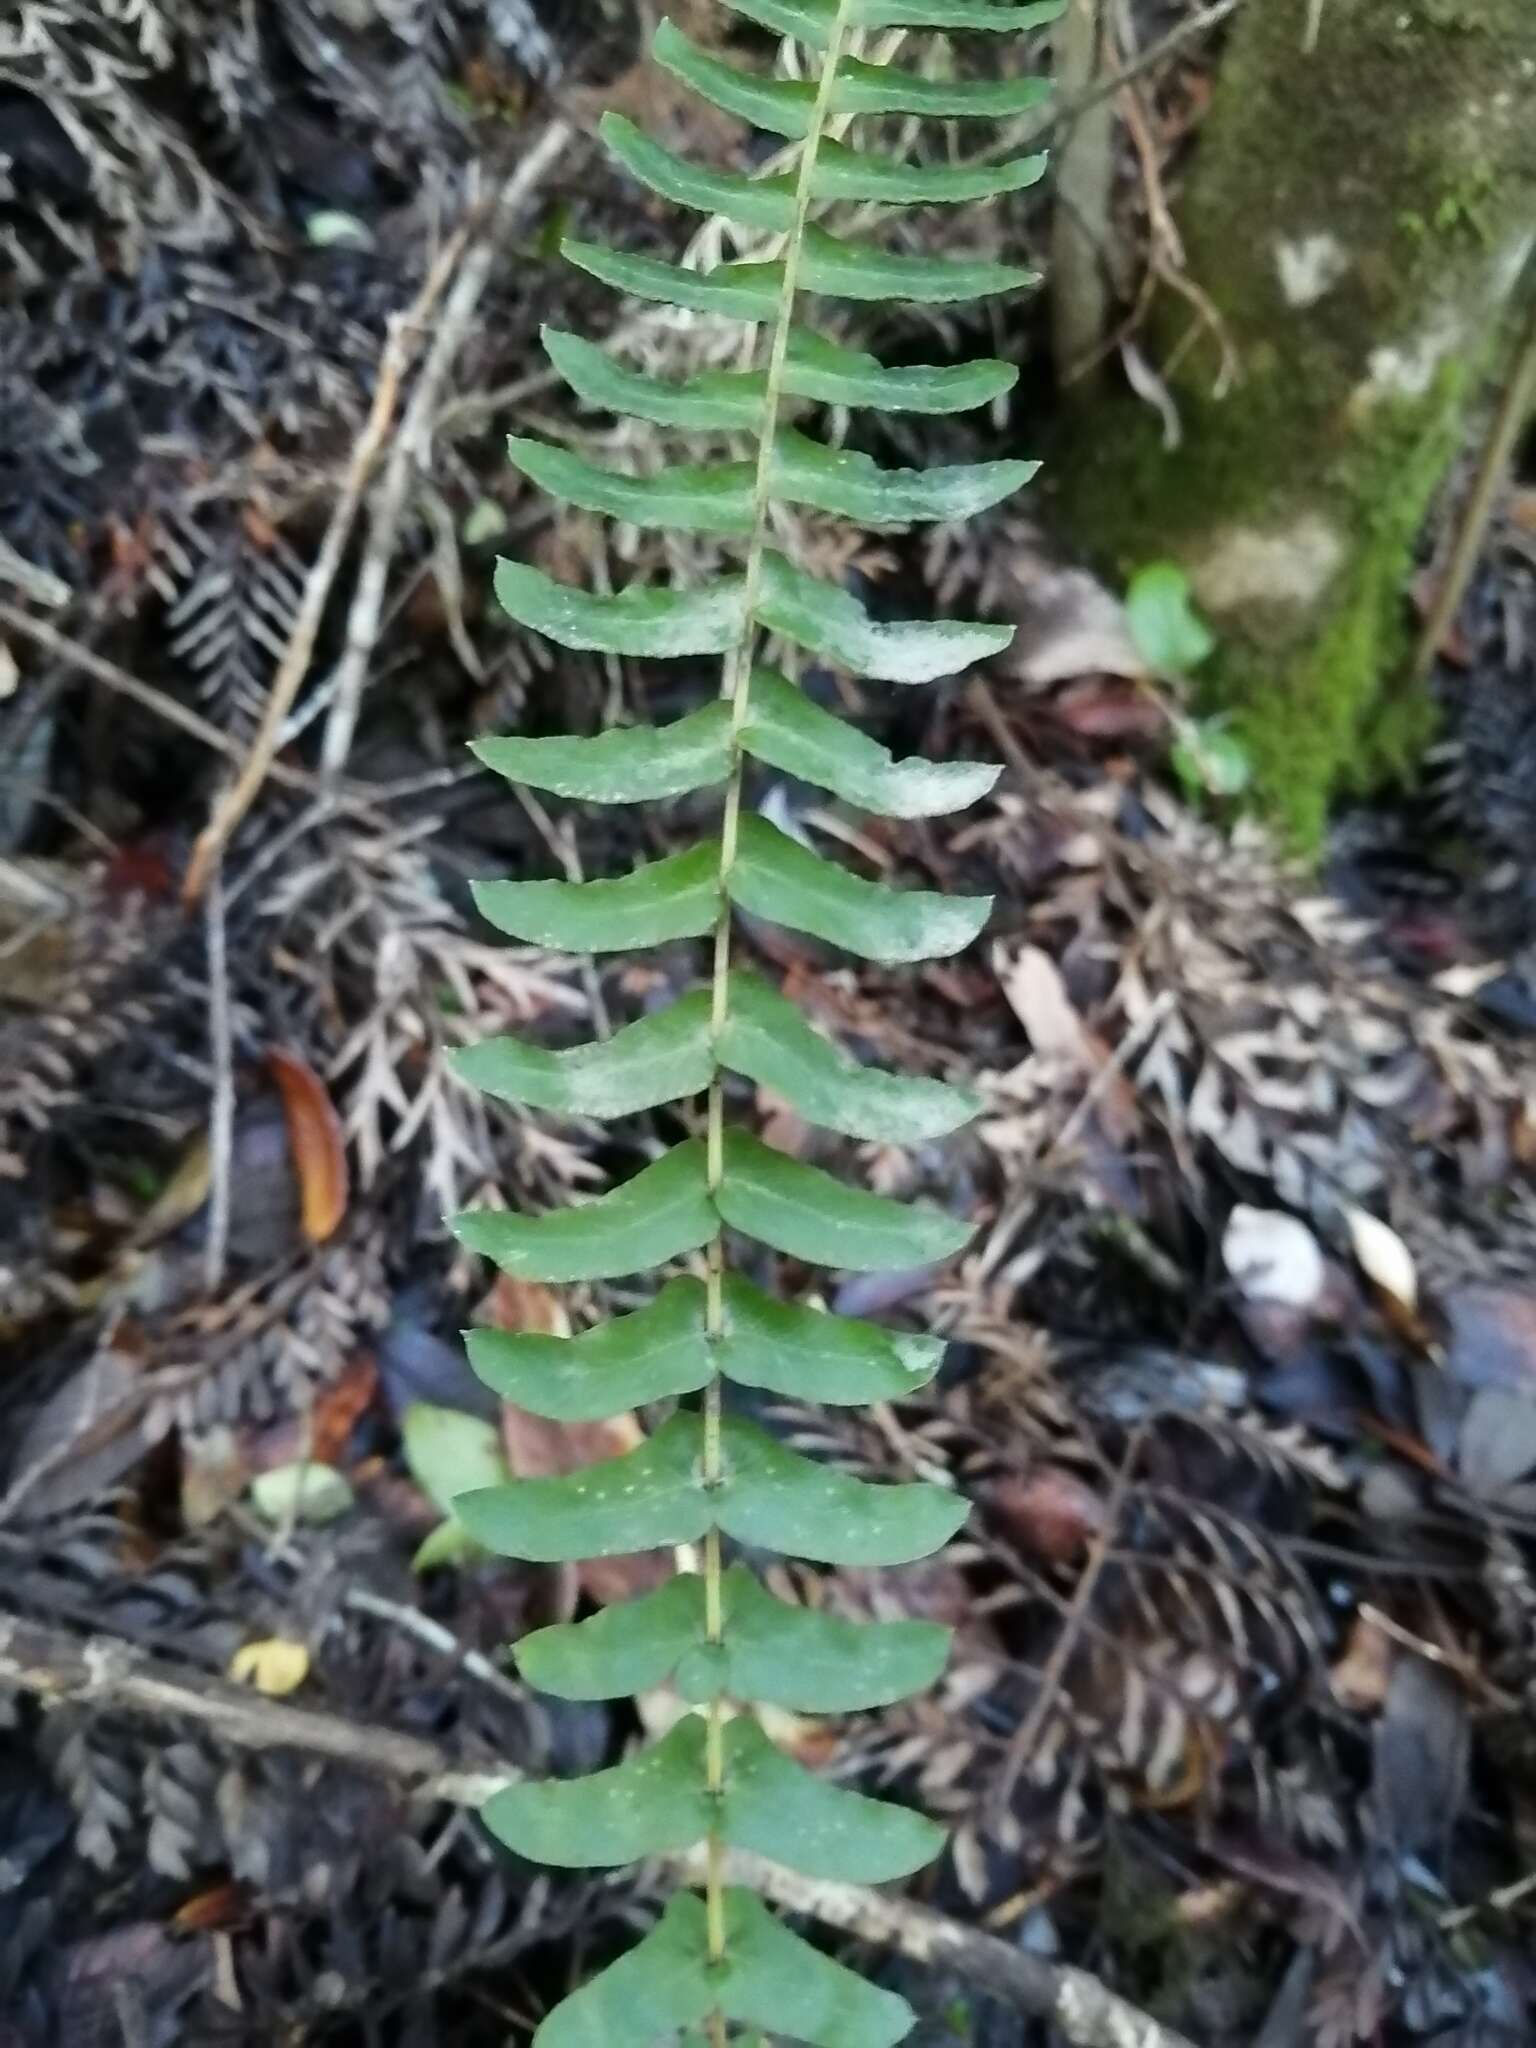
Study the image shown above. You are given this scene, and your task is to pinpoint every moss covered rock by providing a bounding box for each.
[1053,0,1536,848]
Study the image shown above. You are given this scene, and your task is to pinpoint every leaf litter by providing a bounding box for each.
[2,5,1536,2044]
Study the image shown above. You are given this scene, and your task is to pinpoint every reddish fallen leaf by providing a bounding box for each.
[105,834,177,900]
[308,1353,379,1467]
[485,1273,569,1337]
[172,1881,248,1932]
[756,1087,813,1158]
[993,1465,1106,1565]
[1052,677,1169,741]
[500,1405,671,1607]
[268,1048,348,1243]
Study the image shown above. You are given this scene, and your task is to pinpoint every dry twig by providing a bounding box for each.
[1410,266,1536,689]
[180,218,476,904]
[995,1427,1146,1811]
[202,858,235,1296]
[320,122,574,779]
[0,1610,1199,2047]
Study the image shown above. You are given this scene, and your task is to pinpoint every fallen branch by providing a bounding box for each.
[319,121,574,779]
[700,1851,1201,2048]
[0,1610,1200,2048]
[0,1611,505,1809]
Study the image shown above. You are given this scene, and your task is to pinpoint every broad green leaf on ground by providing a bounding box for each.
[519,1562,949,1711]
[467,1276,712,1420]
[452,991,714,1120]
[531,1893,716,2048]
[485,1714,941,1880]
[742,668,1000,817]
[729,814,991,963]
[495,556,745,654]
[563,237,780,320]
[719,969,978,1141]
[472,841,720,952]
[452,1140,714,1284]
[484,1716,710,1867]
[1125,562,1216,675]
[534,1889,913,2048]
[718,1888,915,2048]
[721,0,1062,43]
[457,1411,968,1565]
[657,20,1051,134]
[471,701,731,802]
[544,327,768,431]
[507,436,755,537]
[772,428,1037,525]
[756,551,1014,682]
[720,1716,944,1881]
[717,1272,945,1405]
[719,1127,974,1270]
[1172,714,1252,800]
[401,1404,510,1571]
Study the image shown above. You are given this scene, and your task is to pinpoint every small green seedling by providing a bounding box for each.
[1125,562,1249,804]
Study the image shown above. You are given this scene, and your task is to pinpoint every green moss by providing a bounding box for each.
[1050,0,1536,852]
[1052,354,1471,849]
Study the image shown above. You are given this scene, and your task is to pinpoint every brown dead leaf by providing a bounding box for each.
[1052,677,1169,741]
[269,1049,348,1242]
[308,1353,379,1467]
[500,1405,670,1607]
[171,1881,247,1933]
[485,1273,570,1338]
[756,1086,814,1159]
[999,944,1093,1064]
[1330,1611,1398,1714]
[180,1424,252,1529]
[994,1465,1106,1564]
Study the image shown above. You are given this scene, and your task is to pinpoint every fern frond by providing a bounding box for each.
[452,2,1060,2036]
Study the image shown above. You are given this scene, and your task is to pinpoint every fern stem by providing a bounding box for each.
[698,1,855,2019]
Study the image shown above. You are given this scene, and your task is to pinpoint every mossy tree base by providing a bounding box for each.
[1053,0,1536,848]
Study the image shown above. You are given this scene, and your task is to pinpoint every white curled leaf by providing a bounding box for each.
[1222,1204,1324,1310]
[1346,1207,1418,1315]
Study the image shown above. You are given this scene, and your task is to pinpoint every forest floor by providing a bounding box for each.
[2,3,1536,2045]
